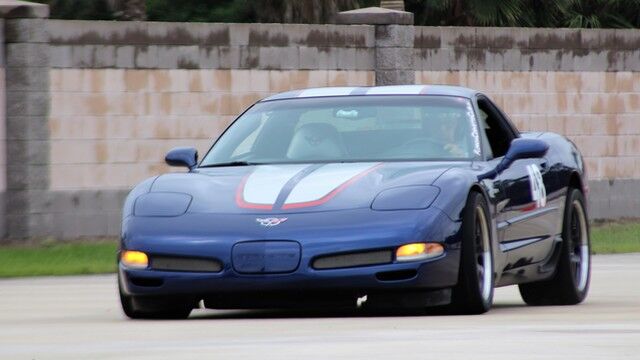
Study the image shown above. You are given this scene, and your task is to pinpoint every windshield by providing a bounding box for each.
[200,95,481,166]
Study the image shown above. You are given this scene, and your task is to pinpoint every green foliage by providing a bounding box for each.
[524,0,569,28]
[0,241,118,278]
[591,221,640,254]
[562,0,640,28]
[26,0,640,28]
[407,0,531,26]
[146,0,255,23]
[146,0,361,23]
[31,0,115,20]
[406,0,640,28]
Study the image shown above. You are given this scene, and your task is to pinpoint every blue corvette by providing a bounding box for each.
[118,85,590,318]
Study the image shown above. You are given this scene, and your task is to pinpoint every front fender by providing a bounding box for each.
[431,168,490,221]
[431,166,508,285]
[122,176,158,221]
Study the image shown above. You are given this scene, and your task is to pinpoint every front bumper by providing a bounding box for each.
[120,250,458,294]
[120,207,462,306]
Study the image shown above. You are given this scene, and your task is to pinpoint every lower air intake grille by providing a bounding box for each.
[312,250,393,270]
[151,255,222,273]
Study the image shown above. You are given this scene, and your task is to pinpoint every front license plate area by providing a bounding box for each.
[232,241,301,274]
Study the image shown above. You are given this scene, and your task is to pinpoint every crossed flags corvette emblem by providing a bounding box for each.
[256,217,288,227]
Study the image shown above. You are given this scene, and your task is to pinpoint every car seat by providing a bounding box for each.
[286,123,346,160]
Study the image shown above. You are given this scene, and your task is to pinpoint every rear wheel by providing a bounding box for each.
[118,274,193,320]
[450,192,494,314]
[518,188,590,305]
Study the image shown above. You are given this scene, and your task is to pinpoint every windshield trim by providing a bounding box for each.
[258,93,472,104]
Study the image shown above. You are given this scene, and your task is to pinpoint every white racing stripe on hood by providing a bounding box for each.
[243,165,307,205]
[284,163,377,205]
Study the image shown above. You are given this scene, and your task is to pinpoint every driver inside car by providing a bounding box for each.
[422,111,468,158]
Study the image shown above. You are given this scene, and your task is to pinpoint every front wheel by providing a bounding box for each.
[450,192,494,314]
[518,188,591,305]
[118,273,193,320]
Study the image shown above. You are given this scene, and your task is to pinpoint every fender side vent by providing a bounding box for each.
[313,250,392,270]
[151,255,223,273]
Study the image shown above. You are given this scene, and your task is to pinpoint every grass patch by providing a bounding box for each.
[0,240,118,278]
[591,221,640,254]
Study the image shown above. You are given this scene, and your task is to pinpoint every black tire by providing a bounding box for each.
[450,192,494,314]
[118,274,193,320]
[519,188,590,305]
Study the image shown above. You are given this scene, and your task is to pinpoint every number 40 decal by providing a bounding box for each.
[526,164,547,208]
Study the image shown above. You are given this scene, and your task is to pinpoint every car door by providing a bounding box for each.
[476,96,557,265]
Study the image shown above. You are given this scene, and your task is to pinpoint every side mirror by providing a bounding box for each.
[165,147,198,170]
[497,138,549,173]
[479,138,549,180]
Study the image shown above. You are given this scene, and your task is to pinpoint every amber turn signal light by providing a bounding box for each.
[121,250,149,269]
[396,243,444,262]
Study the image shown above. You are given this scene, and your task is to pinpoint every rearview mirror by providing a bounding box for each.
[165,147,198,170]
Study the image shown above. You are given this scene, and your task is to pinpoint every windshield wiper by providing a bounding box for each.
[198,161,259,168]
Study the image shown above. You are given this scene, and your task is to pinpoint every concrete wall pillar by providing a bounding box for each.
[1,1,50,239]
[337,7,414,85]
[374,24,414,85]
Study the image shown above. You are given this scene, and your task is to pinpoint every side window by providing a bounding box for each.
[477,108,494,159]
[477,97,515,159]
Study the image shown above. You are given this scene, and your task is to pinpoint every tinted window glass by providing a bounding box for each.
[200,95,482,166]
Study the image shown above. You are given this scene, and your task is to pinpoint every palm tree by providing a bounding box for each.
[561,0,640,28]
[405,0,639,28]
[407,0,533,26]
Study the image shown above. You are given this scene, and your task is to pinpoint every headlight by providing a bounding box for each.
[371,185,440,211]
[133,192,192,217]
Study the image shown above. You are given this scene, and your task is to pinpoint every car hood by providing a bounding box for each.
[148,162,470,214]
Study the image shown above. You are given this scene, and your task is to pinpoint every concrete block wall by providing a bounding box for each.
[414,27,640,218]
[47,21,376,70]
[1,4,639,239]
[39,21,376,238]
[48,68,373,191]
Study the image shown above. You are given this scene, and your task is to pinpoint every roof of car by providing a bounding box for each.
[261,85,478,102]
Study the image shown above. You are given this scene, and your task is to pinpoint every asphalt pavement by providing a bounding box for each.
[1,254,639,360]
